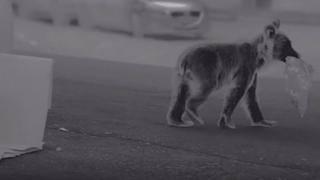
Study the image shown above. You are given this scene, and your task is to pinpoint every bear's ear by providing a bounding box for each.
[272,19,280,29]
[263,19,280,39]
[264,25,276,39]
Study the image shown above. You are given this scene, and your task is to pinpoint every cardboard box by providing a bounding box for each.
[0,53,53,160]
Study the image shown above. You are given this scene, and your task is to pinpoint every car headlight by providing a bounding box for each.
[168,10,204,28]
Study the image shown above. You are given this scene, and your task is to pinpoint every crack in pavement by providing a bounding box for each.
[48,126,311,174]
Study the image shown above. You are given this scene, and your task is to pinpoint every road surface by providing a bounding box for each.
[0,53,319,179]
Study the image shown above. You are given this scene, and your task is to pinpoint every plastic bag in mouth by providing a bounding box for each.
[285,57,313,118]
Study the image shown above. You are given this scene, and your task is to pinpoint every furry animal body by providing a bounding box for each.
[167,20,300,128]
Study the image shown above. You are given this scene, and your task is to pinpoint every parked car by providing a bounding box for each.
[11,0,80,25]
[11,0,210,38]
[75,0,210,38]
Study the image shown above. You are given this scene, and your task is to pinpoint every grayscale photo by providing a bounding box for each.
[0,0,319,179]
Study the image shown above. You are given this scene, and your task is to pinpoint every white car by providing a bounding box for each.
[12,0,210,38]
[130,0,210,38]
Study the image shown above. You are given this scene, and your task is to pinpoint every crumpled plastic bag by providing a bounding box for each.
[284,57,314,118]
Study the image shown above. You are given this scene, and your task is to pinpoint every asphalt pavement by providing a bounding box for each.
[0,53,320,180]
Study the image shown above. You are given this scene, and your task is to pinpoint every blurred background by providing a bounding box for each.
[1,1,320,178]
[8,0,320,79]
